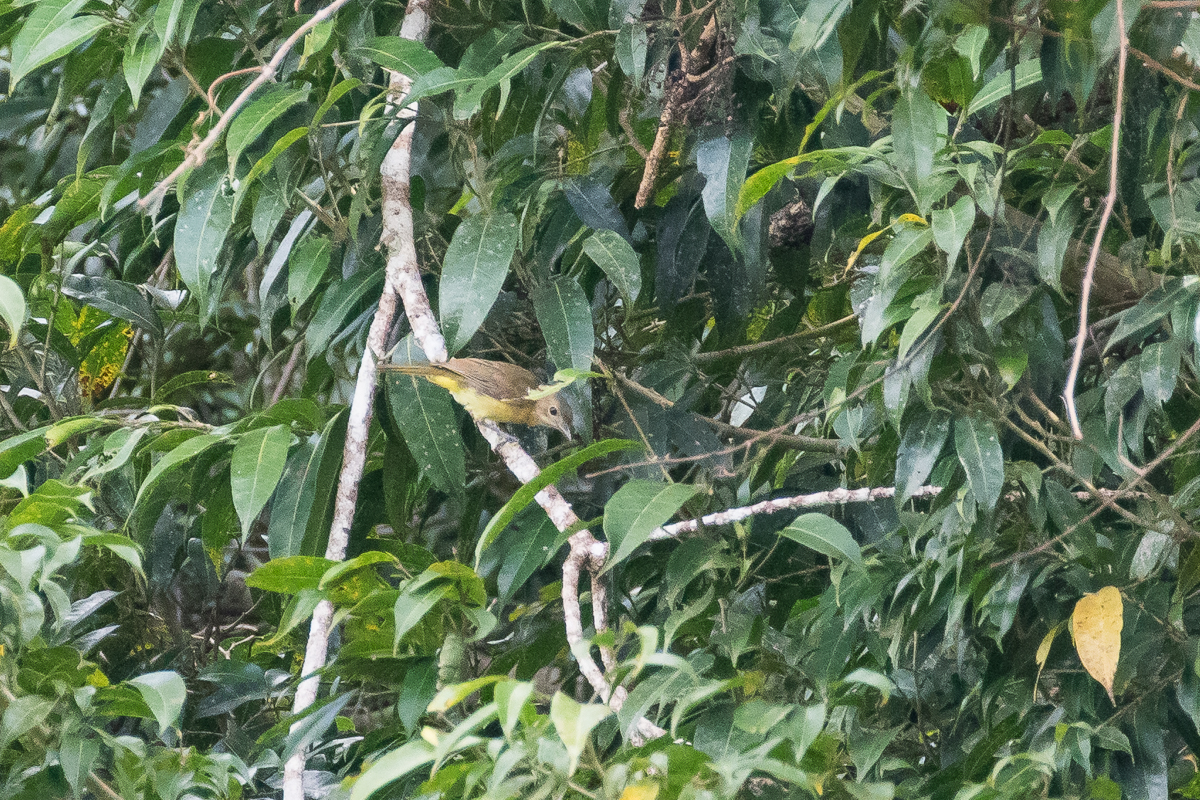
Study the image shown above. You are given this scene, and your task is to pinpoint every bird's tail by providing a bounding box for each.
[377,362,445,377]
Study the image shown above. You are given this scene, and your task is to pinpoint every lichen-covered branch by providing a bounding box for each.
[283,2,432,797]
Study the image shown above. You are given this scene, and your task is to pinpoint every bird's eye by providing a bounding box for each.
[549,406,559,416]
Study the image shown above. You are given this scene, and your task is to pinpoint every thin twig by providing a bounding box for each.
[1064,2,1127,438]
[994,411,1200,567]
[701,416,845,454]
[140,0,354,210]
[693,314,857,364]
[0,387,25,432]
[269,338,305,405]
[1129,47,1200,93]
[205,66,266,113]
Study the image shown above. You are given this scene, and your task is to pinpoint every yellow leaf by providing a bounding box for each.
[619,781,659,800]
[79,322,132,398]
[1034,621,1065,702]
[846,228,887,273]
[1071,586,1123,704]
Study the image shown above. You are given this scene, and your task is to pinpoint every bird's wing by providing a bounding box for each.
[453,360,538,400]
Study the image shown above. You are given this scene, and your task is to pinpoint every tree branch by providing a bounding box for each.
[1064,0,1127,439]
[283,3,432,798]
[140,0,354,212]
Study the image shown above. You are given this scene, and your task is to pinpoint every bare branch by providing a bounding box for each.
[1064,0,1127,438]
[649,485,941,541]
[639,484,1145,546]
[283,2,432,797]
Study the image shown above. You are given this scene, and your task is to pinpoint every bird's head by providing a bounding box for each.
[534,395,574,438]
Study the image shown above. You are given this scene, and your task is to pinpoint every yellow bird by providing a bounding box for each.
[379,357,574,437]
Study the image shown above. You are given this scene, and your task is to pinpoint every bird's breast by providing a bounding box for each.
[448,386,536,424]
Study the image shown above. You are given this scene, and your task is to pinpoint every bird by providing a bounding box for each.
[379,357,574,437]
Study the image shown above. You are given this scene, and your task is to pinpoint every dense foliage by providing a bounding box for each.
[3,0,1200,797]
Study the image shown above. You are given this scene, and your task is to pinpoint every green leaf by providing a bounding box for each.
[1037,202,1078,293]
[533,277,594,372]
[736,151,824,221]
[897,290,942,361]
[394,582,454,654]
[288,235,332,311]
[844,668,894,701]
[351,740,436,800]
[780,513,864,566]
[152,370,235,403]
[1108,278,1198,352]
[1141,339,1180,404]
[244,556,335,593]
[59,734,100,800]
[931,195,975,270]
[230,425,292,539]
[955,415,1004,510]
[80,532,144,576]
[133,433,225,509]
[954,25,990,79]
[496,679,534,739]
[128,671,186,736]
[402,66,476,107]
[0,695,53,750]
[783,702,827,760]
[439,212,520,353]
[994,344,1027,390]
[603,480,699,571]
[891,85,944,188]
[0,274,26,349]
[123,25,164,110]
[280,693,352,761]
[861,227,934,344]
[428,675,506,713]
[319,551,398,590]
[697,130,753,252]
[495,507,560,604]
[174,161,236,320]
[789,0,850,52]
[268,434,330,559]
[8,0,109,93]
[226,85,309,173]
[354,36,445,76]
[453,42,562,119]
[46,416,109,448]
[564,177,630,240]
[61,274,164,337]
[312,79,361,127]
[45,172,107,240]
[550,692,612,774]
[547,0,604,31]
[153,0,197,45]
[475,439,642,562]
[583,229,642,304]
[243,126,309,188]
[384,339,466,495]
[241,126,309,191]
[615,23,648,83]
[305,270,383,360]
[966,60,1042,115]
